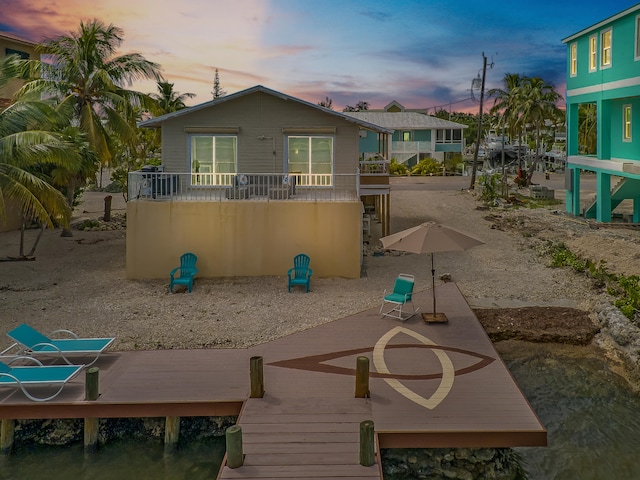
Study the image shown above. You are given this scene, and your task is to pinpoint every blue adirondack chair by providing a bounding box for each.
[170,253,198,293]
[288,253,312,292]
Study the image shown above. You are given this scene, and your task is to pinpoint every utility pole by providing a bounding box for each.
[469,53,489,190]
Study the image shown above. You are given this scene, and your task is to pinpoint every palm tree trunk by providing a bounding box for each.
[27,224,45,257]
[18,217,44,258]
[60,179,75,237]
[19,216,26,257]
[526,126,542,184]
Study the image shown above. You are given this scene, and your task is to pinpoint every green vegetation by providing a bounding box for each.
[0,55,76,256]
[0,20,194,255]
[443,153,464,175]
[389,158,408,175]
[518,196,562,209]
[478,173,501,206]
[548,242,639,321]
[488,73,563,187]
[390,155,462,177]
[410,158,443,176]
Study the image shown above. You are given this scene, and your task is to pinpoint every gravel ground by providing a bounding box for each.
[1,176,638,353]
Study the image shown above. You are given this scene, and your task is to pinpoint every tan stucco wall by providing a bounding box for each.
[0,196,23,232]
[126,201,362,279]
[0,36,37,102]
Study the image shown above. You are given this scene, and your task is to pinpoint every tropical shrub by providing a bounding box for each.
[478,173,501,206]
[389,158,408,175]
[410,158,441,176]
[444,154,464,175]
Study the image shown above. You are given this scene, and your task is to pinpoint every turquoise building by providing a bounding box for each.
[563,3,640,222]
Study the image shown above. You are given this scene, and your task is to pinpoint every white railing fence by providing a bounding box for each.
[128,172,359,202]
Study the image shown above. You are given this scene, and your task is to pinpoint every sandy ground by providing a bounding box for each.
[0,173,638,353]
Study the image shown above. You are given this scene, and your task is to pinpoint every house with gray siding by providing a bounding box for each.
[129,85,391,280]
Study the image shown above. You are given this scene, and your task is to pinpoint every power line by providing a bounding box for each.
[423,95,474,114]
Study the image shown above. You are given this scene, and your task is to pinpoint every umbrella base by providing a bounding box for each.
[422,312,449,324]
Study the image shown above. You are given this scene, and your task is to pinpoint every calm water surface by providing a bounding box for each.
[0,436,225,480]
[501,341,640,480]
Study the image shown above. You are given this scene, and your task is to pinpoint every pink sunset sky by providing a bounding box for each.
[2,0,637,112]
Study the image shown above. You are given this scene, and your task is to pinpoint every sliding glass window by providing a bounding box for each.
[190,135,237,185]
[287,136,333,186]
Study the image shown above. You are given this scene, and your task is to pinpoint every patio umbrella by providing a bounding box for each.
[379,221,484,321]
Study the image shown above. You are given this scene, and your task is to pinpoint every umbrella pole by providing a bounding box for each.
[431,253,436,314]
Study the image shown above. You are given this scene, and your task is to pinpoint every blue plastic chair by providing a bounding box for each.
[170,252,198,293]
[288,253,312,292]
[380,274,418,320]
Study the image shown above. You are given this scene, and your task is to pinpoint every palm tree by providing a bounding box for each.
[488,73,524,166]
[0,56,75,257]
[514,77,562,183]
[48,126,100,235]
[150,81,195,115]
[18,19,162,189]
[318,97,333,110]
[578,103,597,154]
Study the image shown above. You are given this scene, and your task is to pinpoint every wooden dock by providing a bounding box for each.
[0,283,546,479]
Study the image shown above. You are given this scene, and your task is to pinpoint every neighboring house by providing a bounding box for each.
[0,32,36,108]
[563,4,640,222]
[344,107,467,168]
[0,32,38,232]
[130,85,391,279]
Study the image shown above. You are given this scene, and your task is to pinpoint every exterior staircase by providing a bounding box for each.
[584,177,640,218]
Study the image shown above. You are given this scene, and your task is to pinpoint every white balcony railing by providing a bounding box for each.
[128,172,359,202]
[390,141,434,153]
[359,159,389,174]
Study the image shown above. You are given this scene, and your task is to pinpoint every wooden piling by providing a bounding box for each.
[355,356,370,398]
[0,419,14,456]
[85,367,99,401]
[84,417,99,455]
[84,367,100,454]
[250,356,264,398]
[226,425,243,468]
[359,420,375,467]
[164,416,180,454]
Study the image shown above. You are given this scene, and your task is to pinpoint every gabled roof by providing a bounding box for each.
[383,100,405,112]
[562,4,640,43]
[342,111,467,130]
[138,85,393,134]
[0,32,37,47]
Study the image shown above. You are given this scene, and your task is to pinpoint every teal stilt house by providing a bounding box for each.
[563,4,640,222]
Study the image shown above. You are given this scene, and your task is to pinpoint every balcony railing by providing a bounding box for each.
[359,159,389,175]
[390,141,434,153]
[128,172,360,202]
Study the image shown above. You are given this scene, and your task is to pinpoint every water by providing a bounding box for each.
[0,436,225,480]
[500,341,640,479]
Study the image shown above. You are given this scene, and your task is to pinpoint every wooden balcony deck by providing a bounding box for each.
[0,283,546,479]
